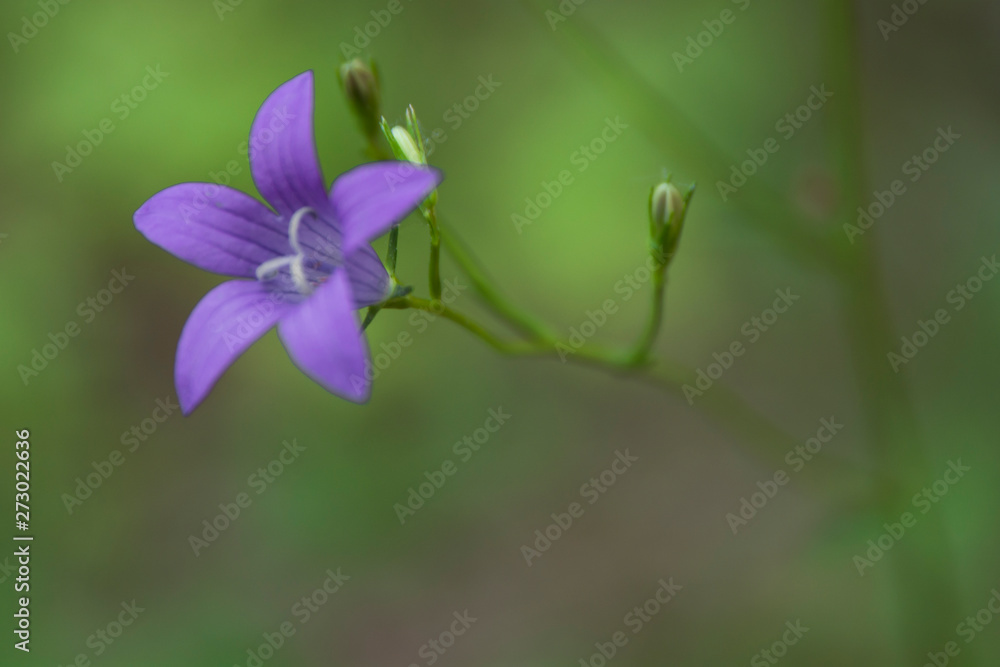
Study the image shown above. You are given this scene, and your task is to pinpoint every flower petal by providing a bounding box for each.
[176,280,291,414]
[331,162,443,253]
[134,183,290,277]
[344,245,391,307]
[278,270,370,403]
[249,70,331,217]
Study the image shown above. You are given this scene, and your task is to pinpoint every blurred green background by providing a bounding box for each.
[2,0,999,665]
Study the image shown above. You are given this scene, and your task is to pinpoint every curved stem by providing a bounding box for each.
[627,258,667,365]
[438,219,559,341]
[382,296,541,355]
[382,295,861,481]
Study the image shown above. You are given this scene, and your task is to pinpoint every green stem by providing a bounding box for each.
[382,295,541,355]
[425,207,442,300]
[382,295,861,481]
[432,214,859,478]
[367,138,401,280]
[628,258,667,365]
[438,219,559,341]
[826,1,962,661]
[516,0,835,271]
[386,227,399,279]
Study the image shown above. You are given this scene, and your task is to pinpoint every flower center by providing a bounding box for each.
[255,207,318,295]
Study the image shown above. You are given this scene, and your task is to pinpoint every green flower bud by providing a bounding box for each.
[390,126,425,165]
[381,118,437,209]
[338,58,381,141]
[648,177,695,267]
[650,181,684,232]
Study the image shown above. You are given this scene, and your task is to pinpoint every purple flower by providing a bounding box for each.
[134,71,441,415]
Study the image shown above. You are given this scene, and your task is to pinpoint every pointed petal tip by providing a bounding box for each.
[278,270,372,404]
[334,162,444,253]
[132,182,289,277]
[175,371,202,416]
[249,70,330,216]
[178,396,197,417]
[174,280,291,417]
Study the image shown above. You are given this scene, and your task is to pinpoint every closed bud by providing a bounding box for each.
[650,181,684,231]
[390,126,425,165]
[339,58,381,140]
[649,177,695,267]
[381,112,437,208]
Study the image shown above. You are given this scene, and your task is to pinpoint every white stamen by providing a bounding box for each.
[290,255,311,294]
[254,206,321,295]
[287,206,315,255]
[255,255,295,281]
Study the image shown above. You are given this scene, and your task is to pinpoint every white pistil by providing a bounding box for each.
[255,256,294,281]
[287,206,314,255]
[289,256,309,294]
[254,206,319,294]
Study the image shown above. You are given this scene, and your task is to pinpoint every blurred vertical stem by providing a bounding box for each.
[366,138,400,279]
[438,221,558,341]
[826,1,962,662]
[385,227,400,278]
[424,206,442,300]
[363,137,396,328]
[508,0,964,661]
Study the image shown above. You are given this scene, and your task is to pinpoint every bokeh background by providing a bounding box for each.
[2,0,999,665]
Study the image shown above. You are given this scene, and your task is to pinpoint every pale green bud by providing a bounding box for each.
[390,126,425,165]
[650,181,685,230]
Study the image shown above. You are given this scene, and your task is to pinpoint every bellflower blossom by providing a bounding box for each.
[134,71,441,414]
